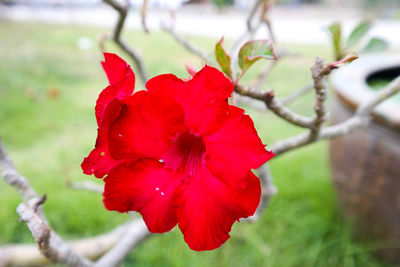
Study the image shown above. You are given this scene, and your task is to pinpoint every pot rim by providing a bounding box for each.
[330,53,400,131]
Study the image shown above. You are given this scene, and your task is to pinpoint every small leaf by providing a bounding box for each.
[215,37,233,79]
[345,20,372,48]
[361,37,389,53]
[329,53,359,68]
[327,22,342,58]
[238,40,277,72]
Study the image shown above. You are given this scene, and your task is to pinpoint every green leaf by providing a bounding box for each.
[215,37,232,79]
[327,22,342,58]
[361,37,389,53]
[345,20,372,48]
[238,40,277,72]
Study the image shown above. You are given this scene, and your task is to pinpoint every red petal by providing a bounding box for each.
[204,105,274,189]
[108,90,186,160]
[95,71,135,126]
[174,167,261,251]
[146,66,233,135]
[82,99,124,178]
[101,53,135,86]
[81,145,122,178]
[103,159,182,233]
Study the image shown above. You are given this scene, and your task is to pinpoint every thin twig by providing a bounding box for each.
[0,137,39,204]
[1,136,152,266]
[103,0,149,85]
[95,220,150,267]
[281,83,314,105]
[234,84,272,101]
[0,137,94,267]
[272,75,400,156]
[263,18,276,45]
[67,180,103,193]
[357,75,400,115]
[0,221,135,266]
[249,60,277,89]
[140,0,149,33]
[246,0,263,31]
[17,200,93,267]
[234,85,313,128]
[160,22,209,63]
[267,96,313,128]
[231,0,264,79]
[246,164,277,221]
[259,0,277,45]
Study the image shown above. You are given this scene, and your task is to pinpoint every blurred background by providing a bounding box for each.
[0,0,399,266]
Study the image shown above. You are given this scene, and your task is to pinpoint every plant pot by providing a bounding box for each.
[329,54,400,263]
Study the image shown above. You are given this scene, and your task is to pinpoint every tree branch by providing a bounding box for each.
[271,75,400,156]
[160,22,209,63]
[103,0,149,85]
[95,220,149,267]
[309,57,331,140]
[357,75,400,115]
[249,60,277,89]
[140,0,149,33]
[0,137,38,204]
[1,136,153,266]
[246,164,277,221]
[280,83,313,105]
[234,85,313,128]
[1,136,95,267]
[67,180,103,193]
[246,0,263,31]
[17,199,93,267]
[0,219,149,266]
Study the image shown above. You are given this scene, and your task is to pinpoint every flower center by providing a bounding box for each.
[164,131,206,176]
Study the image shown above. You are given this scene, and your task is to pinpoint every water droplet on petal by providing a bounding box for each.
[161,192,165,196]
[155,187,160,191]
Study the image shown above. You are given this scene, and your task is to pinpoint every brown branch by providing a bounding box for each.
[0,219,148,267]
[67,180,103,193]
[234,84,272,101]
[0,137,95,267]
[234,85,313,128]
[271,75,400,156]
[103,0,149,85]
[160,22,209,63]
[309,57,331,140]
[249,60,277,89]
[246,163,277,221]
[1,136,152,266]
[357,75,400,115]
[267,96,313,128]
[246,0,263,31]
[95,220,150,267]
[0,137,39,204]
[140,0,149,33]
[17,199,93,267]
[262,17,276,45]
[280,83,313,105]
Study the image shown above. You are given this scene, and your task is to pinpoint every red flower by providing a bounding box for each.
[82,53,274,251]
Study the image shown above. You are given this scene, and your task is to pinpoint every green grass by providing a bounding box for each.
[0,21,393,266]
